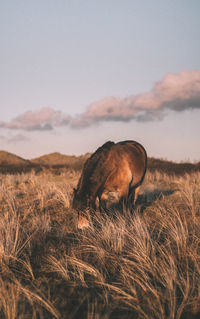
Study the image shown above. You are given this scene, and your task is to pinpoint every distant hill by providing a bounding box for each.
[30,152,90,171]
[31,152,90,167]
[0,150,32,174]
[0,151,30,166]
[148,157,200,175]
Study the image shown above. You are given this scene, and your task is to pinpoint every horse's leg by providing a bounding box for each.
[77,198,96,230]
[134,185,141,204]
[99,192,108,210]
[98,195,102,212]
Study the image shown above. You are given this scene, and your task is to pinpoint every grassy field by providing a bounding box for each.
[0,166,200,318]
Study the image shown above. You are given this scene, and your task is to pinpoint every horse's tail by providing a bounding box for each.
[135,142,148,187]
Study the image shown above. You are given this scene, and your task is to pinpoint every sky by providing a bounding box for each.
[0,0,200,162]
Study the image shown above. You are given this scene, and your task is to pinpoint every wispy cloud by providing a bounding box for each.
[7,134,30,143]
[0,134,30,143]
[0,70,199,131]
[0,107,71,131]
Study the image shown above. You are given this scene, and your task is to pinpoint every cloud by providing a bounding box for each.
[0,133,30,143]
[71,97,135,128]
[0,70,199,131]
[7,134,30,143]
[0,107,71,131]
[71,70,200,127]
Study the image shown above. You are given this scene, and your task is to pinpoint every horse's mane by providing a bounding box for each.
[76,141,115,195]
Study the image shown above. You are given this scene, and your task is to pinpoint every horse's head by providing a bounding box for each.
[72,188,91,229]
[72,188,87,210]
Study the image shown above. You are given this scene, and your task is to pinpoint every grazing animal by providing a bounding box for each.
[72,140,147,229]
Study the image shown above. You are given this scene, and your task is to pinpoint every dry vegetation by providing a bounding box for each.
[0,163,200,318]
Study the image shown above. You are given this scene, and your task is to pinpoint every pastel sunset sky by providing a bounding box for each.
[0,0,200,161]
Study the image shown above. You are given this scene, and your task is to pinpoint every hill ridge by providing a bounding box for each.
[31,152,89,166]
[0,150,30,166]
[0,150,199,175]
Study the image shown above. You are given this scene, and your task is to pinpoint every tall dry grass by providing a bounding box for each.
[0,169,200,318]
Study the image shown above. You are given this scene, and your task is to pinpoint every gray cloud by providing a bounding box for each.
[0,70,199,131]
[7,134,30,143]
[0,133,30,144]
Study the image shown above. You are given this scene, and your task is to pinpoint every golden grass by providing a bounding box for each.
[0,169,200,318]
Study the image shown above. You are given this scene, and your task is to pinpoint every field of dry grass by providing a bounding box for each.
[0,167,200,318]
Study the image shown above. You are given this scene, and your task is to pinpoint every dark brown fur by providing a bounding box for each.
[72,141,147,228]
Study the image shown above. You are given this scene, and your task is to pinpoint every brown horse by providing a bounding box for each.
[72,140,147,229]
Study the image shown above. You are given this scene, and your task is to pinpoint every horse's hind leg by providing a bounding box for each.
[128,186,141,208]
[134,186,140,204]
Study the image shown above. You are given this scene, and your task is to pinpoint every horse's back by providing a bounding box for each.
[117,140,147,161]
[100,141,147,204]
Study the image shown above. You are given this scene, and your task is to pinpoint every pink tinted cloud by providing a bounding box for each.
[134,70,200,110]
[0,107,71,131]
[0,70,199,131]
[71,70,200,127]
